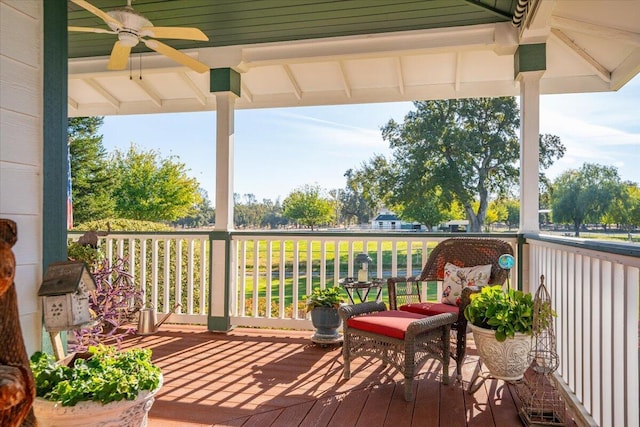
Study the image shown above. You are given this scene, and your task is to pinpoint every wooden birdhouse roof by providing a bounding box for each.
[38,261,97,296]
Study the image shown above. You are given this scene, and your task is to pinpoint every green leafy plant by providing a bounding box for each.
[30,345,161,407]
[305,286,345,312]
[464,285,534,342]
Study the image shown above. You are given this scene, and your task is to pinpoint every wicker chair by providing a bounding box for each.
[387,237,514,381]
[339,301,457,401]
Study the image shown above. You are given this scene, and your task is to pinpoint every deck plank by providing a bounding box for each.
[117,325,538,427]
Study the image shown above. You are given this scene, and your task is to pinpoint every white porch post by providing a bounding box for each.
[518,73,542,233]
[214,92,235,231]
[515,44,546,233]
[515,43,546,293]
[209,68,240,332]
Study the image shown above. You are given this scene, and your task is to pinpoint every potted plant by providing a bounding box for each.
[464,285,535,381]
[30,345,162,427]
[305,286,346,345]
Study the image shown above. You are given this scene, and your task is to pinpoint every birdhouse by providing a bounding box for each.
[38,261,96,331]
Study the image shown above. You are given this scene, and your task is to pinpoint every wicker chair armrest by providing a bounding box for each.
[338,301,386,321]
[406,312,457,338]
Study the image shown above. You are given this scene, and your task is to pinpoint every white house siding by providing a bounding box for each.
[0,0,43,354]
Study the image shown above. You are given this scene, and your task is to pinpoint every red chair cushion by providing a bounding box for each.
[347,310,427,340]
[399,302,459,317]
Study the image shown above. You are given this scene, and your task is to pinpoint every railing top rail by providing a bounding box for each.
[525,232,640,259]
[230,231,519,239]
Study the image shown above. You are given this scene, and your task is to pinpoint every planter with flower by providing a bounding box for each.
[464,285,535,381]
[305,286,346,345]
[30,345,162,427]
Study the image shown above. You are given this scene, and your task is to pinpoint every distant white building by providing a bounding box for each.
[371,210,425,231]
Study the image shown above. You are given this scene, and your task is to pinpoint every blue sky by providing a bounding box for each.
[101,74,640,203]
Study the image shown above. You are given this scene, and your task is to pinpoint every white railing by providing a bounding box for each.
[69,232,211,324]
[526,235,640,427]
[229,232,518,329]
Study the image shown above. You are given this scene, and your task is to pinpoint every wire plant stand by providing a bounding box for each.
[516,275,566,426]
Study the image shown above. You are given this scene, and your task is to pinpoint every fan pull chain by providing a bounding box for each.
[139,53,142,80]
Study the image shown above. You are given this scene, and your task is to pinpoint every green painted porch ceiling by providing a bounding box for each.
[68,0,518,58]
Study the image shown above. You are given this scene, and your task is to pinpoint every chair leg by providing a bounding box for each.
[404,376,414,401]
[343,333,351,379]
[455,326,466,382]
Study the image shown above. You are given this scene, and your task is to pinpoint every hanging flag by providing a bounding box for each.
[67,144,73,229]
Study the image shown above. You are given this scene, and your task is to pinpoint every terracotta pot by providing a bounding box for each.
[470,324,533,381]
[33,376,162,427]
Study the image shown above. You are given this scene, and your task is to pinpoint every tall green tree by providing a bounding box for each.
[601,182,640,233]
[550,163,623,236]
[68,117,115,224]
[110,144,202,222]
[283,185,334,230]
[355,98,564,231]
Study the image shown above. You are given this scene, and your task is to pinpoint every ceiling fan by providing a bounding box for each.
[68,0,210,73]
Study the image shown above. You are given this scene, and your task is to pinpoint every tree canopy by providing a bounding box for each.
[550,163,622,236]
[110,145,202,222]
[349,98,565,231]
[68,117,116,224]
[282,185,334,230]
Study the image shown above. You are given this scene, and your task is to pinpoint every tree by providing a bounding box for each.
[501,198,520,230]
[174,188,215,228]
[550,163,623,236]
[110,144,202,222]
[358,98,564,231]
[602,182,640,233]
[341,169,379,226]
[282,185,334,230]
[68,117,116,224]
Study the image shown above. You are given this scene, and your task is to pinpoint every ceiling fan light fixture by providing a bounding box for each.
[118,31,139,47]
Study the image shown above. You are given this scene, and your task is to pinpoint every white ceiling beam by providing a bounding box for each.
[68,96,78,111]
[178,72,207,105]
[241,82,253,103]
[551,28,611,83]
[241,24,504,66]
[132,78,162,108]
[611,48,640,91]
[85,78,121,109]
[550,16,640,47]
[338,61,352,98]
[283,65,302,100]
[395,57,405,95]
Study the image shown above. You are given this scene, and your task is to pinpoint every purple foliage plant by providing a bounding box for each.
[70,256,143,352]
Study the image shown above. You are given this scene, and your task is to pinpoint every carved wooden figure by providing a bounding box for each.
[0,219,36,427]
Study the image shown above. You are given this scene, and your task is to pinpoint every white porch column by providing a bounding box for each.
[209,68,240,332]
[518,73,542,233]
[214,92,235,231]
[515,44,546,233]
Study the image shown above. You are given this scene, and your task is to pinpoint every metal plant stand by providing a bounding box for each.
[516,275,566,426]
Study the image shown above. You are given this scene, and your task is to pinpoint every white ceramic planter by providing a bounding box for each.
[470,324,533,381]
[33,376,162,427]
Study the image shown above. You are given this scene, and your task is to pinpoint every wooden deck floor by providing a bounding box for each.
[119,325,564,427]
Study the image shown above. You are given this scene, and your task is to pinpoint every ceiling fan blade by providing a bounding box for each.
[108,41,132,70]
[140,26,209,41]
[68,26,116,35]
[142,39,209,73]
[70,0,123,28]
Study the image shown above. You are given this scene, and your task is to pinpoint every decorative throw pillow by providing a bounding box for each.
[441,262,492,306]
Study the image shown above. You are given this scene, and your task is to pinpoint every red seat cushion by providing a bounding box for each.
[399,302,459,317]
[347,310,427,340]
